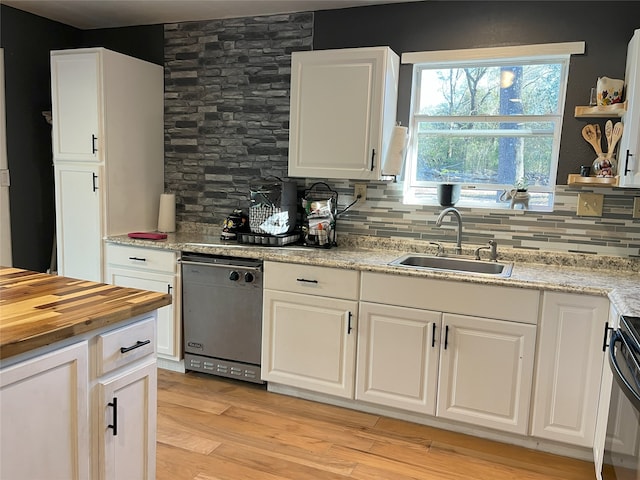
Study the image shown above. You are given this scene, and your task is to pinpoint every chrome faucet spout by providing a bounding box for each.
[435,207,463,255]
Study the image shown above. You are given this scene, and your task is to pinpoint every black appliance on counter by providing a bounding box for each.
[601,314,640,479]
[241,178,300,246]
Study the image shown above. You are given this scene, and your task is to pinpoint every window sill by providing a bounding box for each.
[403,188,554,212]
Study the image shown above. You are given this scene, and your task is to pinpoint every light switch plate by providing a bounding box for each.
[633,197,640,219]
[577,193,604,217]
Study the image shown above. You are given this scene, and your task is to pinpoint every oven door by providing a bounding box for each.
[602,328,640,479]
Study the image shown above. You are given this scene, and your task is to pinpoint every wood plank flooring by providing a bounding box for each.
[157,370,595,480]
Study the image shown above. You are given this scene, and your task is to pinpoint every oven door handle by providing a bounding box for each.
[609,330,640,411]
[179,259,262,271]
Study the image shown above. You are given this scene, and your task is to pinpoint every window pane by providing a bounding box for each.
[415,121,555,187]
[418,63,563,116]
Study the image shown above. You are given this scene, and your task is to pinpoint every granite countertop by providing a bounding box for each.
[106,230,640,318]
[0,267,172,360]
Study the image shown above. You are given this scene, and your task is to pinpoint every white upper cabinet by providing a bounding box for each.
[619,28,640,187]
[288,47,399,180]
[51,52,102,162]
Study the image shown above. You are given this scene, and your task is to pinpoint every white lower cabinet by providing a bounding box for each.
[105,244,181,362]
[437,313,536,435]
[92,314,158,480]
[531,291,610,447]
[356,302,440,414]
[261,262,359,398]
[0,313,157,480]
[99,359,157,480]
[0,341,90,480]
[358,272,539,435]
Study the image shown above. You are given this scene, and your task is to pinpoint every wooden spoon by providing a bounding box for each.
[604,120,613,155]
[608,122,624,159]
[581,124,601,155]
[595,124,603,155]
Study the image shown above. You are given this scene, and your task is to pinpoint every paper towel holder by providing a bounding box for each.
[381,121,407,182]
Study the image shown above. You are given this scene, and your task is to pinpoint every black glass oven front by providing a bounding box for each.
[602,316,640,480]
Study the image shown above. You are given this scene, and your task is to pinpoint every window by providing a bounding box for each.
[402,42,584,211]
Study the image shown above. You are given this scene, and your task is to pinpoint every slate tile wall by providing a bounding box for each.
[164,14,313,223]
[164,14,640,258]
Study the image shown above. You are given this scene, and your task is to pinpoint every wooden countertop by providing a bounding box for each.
[0,267,172,360]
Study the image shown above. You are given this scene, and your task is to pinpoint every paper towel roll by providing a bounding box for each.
[383,126,409,176]
[157,193,176,233]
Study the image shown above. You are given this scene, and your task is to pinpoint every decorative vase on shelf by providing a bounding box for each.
[592,154,617,178]
[437,183,461,207]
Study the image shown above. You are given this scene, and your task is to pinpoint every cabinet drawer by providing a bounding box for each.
[96,316,156,376]
[361,272,540,324]
[106,244,176,273]
[264,261,359,300]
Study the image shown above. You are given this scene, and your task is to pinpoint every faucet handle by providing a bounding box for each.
[429,241,445,257]
[474,240,499,261]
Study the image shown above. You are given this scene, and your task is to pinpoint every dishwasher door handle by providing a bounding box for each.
[179,259,262,271]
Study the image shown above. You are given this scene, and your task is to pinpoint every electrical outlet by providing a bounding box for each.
[634,197,640,219]
[354,183,367,201]
[576,193,604,217]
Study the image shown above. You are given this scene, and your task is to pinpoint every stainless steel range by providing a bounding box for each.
[181,252,264,383]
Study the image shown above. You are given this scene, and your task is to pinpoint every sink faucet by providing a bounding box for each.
[435,207,463,255]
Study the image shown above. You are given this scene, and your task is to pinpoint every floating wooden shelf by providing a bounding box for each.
[574,101,627,118]
[567,174,619,186]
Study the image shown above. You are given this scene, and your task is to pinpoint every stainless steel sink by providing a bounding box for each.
[389,254,513,277]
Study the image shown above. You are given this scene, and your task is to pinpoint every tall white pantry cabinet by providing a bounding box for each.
[51,47,164,282]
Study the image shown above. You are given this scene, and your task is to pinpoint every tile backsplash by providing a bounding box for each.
[327,181,640,258]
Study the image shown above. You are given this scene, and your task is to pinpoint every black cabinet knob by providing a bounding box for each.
[229,271,240,281]
[244,272,254,283]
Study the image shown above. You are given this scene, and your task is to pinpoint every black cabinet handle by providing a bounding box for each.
[107,397,117,436]
[296,278,318,284]
[128,256,146,262]
[348,311,353,334]
[120,339,151,354]
[444,325,449,350]
[602,321,612,352]
[92,134,98,154]
[432,323,436,348]
[167,284,172,294]
[92,173,98,192]
[624,150,633,175]
[370,149,376,171]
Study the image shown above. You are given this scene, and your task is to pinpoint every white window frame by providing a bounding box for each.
[401,42,585,211]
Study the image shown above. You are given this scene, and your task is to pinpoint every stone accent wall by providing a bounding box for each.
[163,14,312,224]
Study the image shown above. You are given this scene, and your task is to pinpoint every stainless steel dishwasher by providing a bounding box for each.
[181,252,264,383]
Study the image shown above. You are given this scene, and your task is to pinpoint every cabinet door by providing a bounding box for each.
[437,314,536,435]
[262,289,357,398]
[105,267,178,359]
[357,302,440,414]
[532,292,609,447]
[619,29,640,187]
[54,163,102,282]
[288,48,394,180]
[51,52,102,162]
[0,341,89,480]
[99,358,157,480]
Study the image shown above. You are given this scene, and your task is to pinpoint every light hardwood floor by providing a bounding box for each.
[157,370,595,480]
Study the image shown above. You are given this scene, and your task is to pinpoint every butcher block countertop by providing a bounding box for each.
[0,267,172,360]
